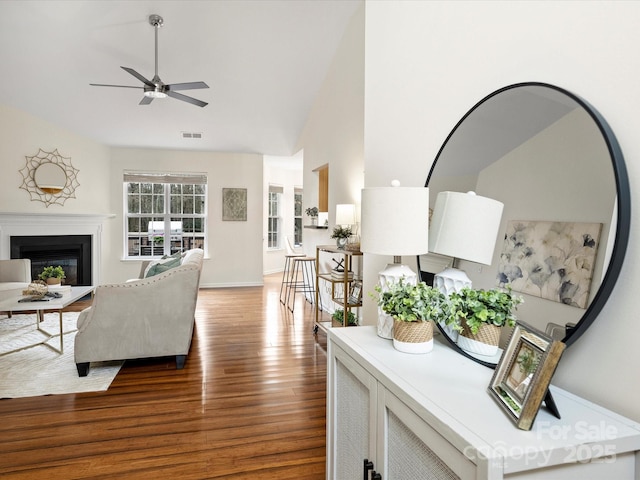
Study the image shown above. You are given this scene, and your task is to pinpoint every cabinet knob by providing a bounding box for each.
[372,471,382,480]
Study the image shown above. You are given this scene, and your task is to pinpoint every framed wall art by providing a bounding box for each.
[488,321,565,430]
[222,188,247,221]
[496,220,602,308]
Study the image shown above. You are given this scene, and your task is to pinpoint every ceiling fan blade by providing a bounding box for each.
[121,66,155,87]
[167,81,209,91]
[139,96,154,105]
[166,90,208,107]
[90,83,143,89]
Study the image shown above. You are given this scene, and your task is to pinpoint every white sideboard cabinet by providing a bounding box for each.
[327,326,640,480]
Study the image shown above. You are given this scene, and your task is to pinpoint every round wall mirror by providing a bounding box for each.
[420,82,630,368]
[19,148,80,207]
[34,162,67,194]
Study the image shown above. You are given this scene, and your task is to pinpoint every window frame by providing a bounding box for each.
[267,186,282,250]
[123,171,208,259]
[294,188,303,247]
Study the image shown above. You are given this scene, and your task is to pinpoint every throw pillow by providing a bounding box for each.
[144,252,183,278]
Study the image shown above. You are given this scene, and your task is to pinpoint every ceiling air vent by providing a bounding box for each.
[182,132,202,139]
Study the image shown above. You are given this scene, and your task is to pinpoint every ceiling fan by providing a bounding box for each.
[90,14,209,107]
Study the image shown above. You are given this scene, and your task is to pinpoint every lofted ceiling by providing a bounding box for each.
[0,0,361,156]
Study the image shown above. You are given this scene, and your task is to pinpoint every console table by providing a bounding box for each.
[314,245,362,333]
[327,326,640,479]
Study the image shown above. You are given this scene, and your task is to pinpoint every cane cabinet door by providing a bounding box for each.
[328,345,377,479]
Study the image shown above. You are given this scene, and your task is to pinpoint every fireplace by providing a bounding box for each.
[0,213,111,286]
[10,235,92,286]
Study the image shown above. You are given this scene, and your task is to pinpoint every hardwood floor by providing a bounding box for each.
[0,274,328,479]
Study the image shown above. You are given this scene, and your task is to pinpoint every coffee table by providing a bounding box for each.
[0,286,95,354]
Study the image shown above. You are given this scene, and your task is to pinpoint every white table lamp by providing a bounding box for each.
[335,204,356,227]
[429,191,504,295]
[361,180,429,338]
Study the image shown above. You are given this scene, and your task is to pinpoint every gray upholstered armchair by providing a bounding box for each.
[74,249,204,376]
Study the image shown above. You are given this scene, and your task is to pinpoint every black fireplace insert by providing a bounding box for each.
[10,235,92,286]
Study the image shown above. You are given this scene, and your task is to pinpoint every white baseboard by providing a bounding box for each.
[263,268,284,276]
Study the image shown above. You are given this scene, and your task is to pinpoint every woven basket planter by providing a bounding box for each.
[456,320,501,357]
[393,319,433,354]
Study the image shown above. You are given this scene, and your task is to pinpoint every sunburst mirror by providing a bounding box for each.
[19,148,80,207]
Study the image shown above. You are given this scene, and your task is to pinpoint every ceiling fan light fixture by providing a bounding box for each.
[144,90,167,99]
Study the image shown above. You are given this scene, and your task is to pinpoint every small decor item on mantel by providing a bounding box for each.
[488,321,565,430]
[305,206,319,226]
[330,225,352,249]
[448,286,524,357]
[374,278,448,354]
[38,265,66,285]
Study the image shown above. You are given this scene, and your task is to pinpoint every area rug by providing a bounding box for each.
[0,312,123,399]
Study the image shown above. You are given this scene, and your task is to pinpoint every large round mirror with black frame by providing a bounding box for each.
[419,82,630,368]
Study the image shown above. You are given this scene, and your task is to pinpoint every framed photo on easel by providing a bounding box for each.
[348,281,362,305]
[488,321,566,430]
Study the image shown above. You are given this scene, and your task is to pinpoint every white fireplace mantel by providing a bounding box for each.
[0,212,116,285]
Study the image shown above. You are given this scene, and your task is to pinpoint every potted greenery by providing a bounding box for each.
[448,286,524,357]
[330,225,352,249]
[305,206,319,226]
[374,278,448,354]
[331,308,358,327]
[38,265,66,285]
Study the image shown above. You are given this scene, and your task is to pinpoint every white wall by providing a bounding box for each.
[0,104,112,215]
[109,148,264,287]
[263,154,303,275]
[363,0,640,421]
[0,103,114,280]
[297,3,365,258]
[296,4,365,316]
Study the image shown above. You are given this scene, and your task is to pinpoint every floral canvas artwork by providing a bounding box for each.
[496,220,602,308]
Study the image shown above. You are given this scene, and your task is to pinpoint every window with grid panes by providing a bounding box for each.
[294,188,303,246]
[268,185,282,249]
[124,172,207,258]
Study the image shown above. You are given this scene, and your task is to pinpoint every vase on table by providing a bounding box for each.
[456,320,500,357]
[393,319,434,354]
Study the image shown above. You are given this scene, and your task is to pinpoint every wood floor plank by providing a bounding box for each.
[0,274,328,479]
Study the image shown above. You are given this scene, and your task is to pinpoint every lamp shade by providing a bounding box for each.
[335,204,356,226]
[360,183,429,256]
[429,191,504,265]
